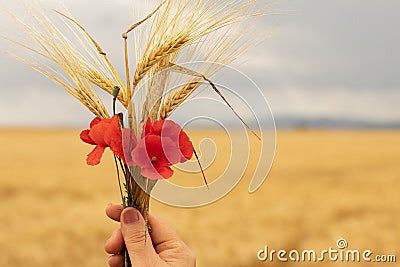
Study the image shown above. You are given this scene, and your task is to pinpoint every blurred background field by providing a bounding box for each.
[0,129,398,267]
[1,1,399,266]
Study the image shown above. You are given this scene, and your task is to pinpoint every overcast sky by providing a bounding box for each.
[0,0,399,127]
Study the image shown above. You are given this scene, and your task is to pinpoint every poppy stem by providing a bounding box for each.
[144,179,149,245]
[117,157,127,177]
[112,86,120,115]
[113,155,125,207]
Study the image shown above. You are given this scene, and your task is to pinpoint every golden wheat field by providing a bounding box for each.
[0,129,399,267]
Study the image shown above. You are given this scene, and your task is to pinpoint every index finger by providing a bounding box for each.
[148,213,182,247]
[105,203,124,222]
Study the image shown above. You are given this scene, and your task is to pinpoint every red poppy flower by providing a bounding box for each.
[143,119,194,164]
[80,115,125,165]
[129,119,194,179]
[121,127,138,166]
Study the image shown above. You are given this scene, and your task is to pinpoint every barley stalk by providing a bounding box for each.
[76,89,109,119]
[133,35,192,90]
[85,69,129,107]
[160,78,202,119]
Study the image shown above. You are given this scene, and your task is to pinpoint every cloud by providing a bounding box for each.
[0,0,399,127]
[242,0,400,90]
[0,84,93,127]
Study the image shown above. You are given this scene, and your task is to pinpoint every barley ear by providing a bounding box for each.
[161,63,261,140]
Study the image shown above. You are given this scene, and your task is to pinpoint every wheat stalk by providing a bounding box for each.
[85,69,116,93]
[132,0,264,96]
[160,79,202,119]
[85,69,129,107]
[138,0,265,122]
[158,62,261,139]
[1,4,126,118]
[3,0,266,122]
[53,10,127,95]
[133,34,192,90]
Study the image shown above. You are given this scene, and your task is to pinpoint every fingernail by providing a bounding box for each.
[123,208,139,224]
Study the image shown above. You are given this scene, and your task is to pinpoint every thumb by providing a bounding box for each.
[120,208,160,266]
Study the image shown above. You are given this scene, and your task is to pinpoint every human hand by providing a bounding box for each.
[104,204,196,267]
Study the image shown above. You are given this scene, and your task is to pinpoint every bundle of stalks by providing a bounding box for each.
[2,0,266,265]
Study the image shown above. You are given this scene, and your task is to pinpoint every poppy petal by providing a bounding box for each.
[104,116,124,160]
[122,128,137,166]
[159,120,193,163]
[130,139,150,167]
[140,165,173,180]
[160,120,181,139]
[86,145,106,166]
[151,120,165,135]
[161,137,182,164]
[157,166,174,179]
[89,122,109,146]
[129,119,193,179]
[143,118,153,137]
[90,117,102,128]
[80,129,96,145]
[103,116,120,142]
[179,131,194,161]
[140,166,161,180]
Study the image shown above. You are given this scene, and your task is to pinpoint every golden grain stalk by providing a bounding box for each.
[2,4,126,117]
[133,0,261,88]
[2,0,264,124]
[133,0,264,121]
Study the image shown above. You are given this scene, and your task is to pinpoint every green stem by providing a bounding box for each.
[112,86,120,116]
[113,155,125,207]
